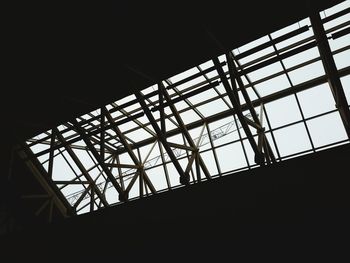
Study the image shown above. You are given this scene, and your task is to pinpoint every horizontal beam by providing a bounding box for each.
[54,181,90,184]
[240,41,317,76]
[106,163,140,169]
[235,25,309,60]
[151,81,220,112]
[322,7,350,23]
[166,61,226,89]
[167,142,195,152]
[332,26,350,40]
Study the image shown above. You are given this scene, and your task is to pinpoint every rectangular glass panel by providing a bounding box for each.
[307,111,348,148]
[274,123,313,157]
[265,95,302,128]
[297,83,336,118]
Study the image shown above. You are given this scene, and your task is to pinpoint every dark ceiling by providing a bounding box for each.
[4,0,342,141]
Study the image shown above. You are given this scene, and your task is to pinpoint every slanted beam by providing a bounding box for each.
[213,57,265,165]
[152,81,220,112]
[53,127,109,207]
[310,12,350,138]
[159,83,166,134]
[100,108,106,161]
[103,108,157,197]
[115,66,350,156]
[135,91,190,185]
[161,88,212,180]
[227,52,275,163]
[47,130,55,178]
[18,142,74,217]
[70,121,127,202]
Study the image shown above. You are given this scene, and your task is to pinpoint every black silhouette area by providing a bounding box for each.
[1,0,349,261]
[4,0,342,141]
[1,144,349,261]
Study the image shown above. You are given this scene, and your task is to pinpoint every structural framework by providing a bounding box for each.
[19,2,350,219]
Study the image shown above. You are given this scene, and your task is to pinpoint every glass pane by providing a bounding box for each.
[242,139,255,166]
[239,46,275,66]
[297,83,336,118]
[216,142,248,173]
[307,112,348,148]
[254,74,291,97]
[323,0,350,17]
[265,95,302,128]
[274,123,313,157]
[329,33,350,51]
[334,49,350,70]
[238,35,270,53]
[283,47,320,69]
[289,61,325,85]
[247,62,283,82]
[200,150,220,176]
[340,75,350,104]
[179,110,202,125]
[271,22,299,39]
[196,98,229,117]
[210,117,241,147]
[275,28,313,51]
[146,166,168,192]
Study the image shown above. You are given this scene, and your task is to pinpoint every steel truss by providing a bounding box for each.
[19,4,350,217]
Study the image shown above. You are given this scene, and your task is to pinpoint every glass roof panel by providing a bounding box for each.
[307,111,348,148]
[273,123,313,157]
[297,83,336,118]
[264,95,303,128]
[22,1,350,216]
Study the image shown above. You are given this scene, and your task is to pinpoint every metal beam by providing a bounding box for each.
[332,26,350,40]
[100,108,106,161]
[135,91,189,185]
[53,127,109,207]
[167,142,195,152]
[166,61,226,90]
[103,107,157,197]
[240,41,317,76]
[116,66,350,156]
[213,57,264,165]
[161,87,212,180]
[47,130,55,178]
[70,121,127,201]
[152,81,220,112]
[158,83,166,134]
[18,142,74,217]
[311,12,350,138]
[35,112,144,158]
[235,25,309,60]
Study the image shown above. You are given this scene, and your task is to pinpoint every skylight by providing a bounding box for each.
[21,1,350,217]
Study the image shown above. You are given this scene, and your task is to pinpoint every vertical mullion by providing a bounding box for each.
[116,155,125,191]
[233,114,251,169]
[182,134,196,182]
[261,105,281,160]
[159,83,166,134]
[158,142,171,190]
[100,108,105,160]
[206,123,222,176]
[137,148,144,198]
[47,130,55,178]
[136,91,189,185]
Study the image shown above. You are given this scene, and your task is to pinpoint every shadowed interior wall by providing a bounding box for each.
[1,144,349,261]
